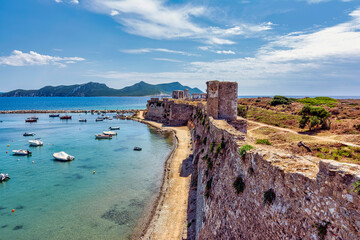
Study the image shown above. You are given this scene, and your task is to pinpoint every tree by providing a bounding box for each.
[299,105,331,130]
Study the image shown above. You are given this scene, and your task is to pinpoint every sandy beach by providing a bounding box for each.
[134,112,192,240]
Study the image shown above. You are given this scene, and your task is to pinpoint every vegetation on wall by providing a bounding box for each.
[237,104,247,118]
[238,144,254,158]
[263,189,276,205]
[313,221,330,240]
[233,176,245,194]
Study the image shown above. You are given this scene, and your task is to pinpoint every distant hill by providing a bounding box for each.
[0,81,203,97]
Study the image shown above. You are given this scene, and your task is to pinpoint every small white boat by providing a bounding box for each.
[23,132,35,136]
[103,131,117,136]
[53,151,75,161]
[96,118,104,122]
[109,127,120,130]
[0,173,10,182]
[95,134,112,139]
[79,119,87,122]
[134,147,142,151]
[12,149,32,156]
[29,140,43,146]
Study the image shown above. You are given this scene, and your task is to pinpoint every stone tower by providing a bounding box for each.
[206,80,238,121]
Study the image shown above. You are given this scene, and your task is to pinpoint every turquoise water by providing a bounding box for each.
[0,113,173,239]
[0,97,150,111]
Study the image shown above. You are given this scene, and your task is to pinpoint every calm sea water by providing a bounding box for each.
[0,97,150,111]
[0,113,173,239]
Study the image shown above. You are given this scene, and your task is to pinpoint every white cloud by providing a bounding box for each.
[71,0,79,4]
[216,50,235,55]
[153,58,183,63]
[0,50,85,67]
[55,0,62,2]
[110,10,119,16]
[88,8,360,90]
[84,0,271,44]
[121,48,196,56]
[306,0,352,3]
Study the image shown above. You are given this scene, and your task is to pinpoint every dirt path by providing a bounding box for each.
[136,111,192,240]
[241,117,360,148]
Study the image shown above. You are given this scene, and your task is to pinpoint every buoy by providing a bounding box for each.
[12,140,14,142]
[17,159,20,161]
[7,145,9,147]
[11,209,15,212]
[32,161,34,164]
[93,171,95,174]
[6,151,8,154]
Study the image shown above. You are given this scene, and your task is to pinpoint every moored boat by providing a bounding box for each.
[60,115,72,120]
[23,132,35,136]
[103,131,117,136]
[95,117,104,122]
[49,114,60,117]
[95,134,112,139]
[0,173,10,182]
[29,140,43,146]
[12,149,32,156]
[133,147,142,151]
[53,151,75,161]
[25,118,37,123]
[109,127,120,130]
[79,119,87,122]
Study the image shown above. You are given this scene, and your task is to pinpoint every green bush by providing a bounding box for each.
[270,95,293,106]
[263,189,276,205]
[233,176,245,194]
[256,139,271,145]
[353,180,360,195]
[299,105,331,130]
[297,97,337,107]
[237,104,247,118]
[210,142,215,152]
[238,144,254,157]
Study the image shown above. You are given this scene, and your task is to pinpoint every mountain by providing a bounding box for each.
[0,81,203,97]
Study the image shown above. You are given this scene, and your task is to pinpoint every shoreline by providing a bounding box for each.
[132,114,192,240]
[0,109,140,114]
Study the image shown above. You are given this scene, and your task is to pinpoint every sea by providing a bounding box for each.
[0,97,173,239]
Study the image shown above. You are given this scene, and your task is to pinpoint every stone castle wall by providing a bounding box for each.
[187,112,360,240]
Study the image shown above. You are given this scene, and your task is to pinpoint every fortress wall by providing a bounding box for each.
[188,114,360,240]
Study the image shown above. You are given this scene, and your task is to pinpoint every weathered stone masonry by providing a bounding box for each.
[145,81,360,240]
[188,112,360,240]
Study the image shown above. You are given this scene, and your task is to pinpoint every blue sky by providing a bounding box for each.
[0,0,360,95]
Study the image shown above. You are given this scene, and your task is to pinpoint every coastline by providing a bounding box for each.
[132,113,192,240]
[0,109,139,114]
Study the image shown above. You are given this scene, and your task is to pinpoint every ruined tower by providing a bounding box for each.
[206,80,238,121]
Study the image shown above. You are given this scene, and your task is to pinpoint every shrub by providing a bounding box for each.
[270,95,293,106]
[263,189,276,205]
[299,105,331,130]
[210,142,215,152]
[256,139,271,145]
[238,144,254,158]
[201,116,206,125]
[233,176,245,194]
[297,97,337,107]
[353,180,360,195]
[313,221,330,240]
[237,104,247,118]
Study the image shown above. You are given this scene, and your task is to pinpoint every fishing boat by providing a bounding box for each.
[53,151,75,161]
[95,117,104,122]
[109,127,120,130]
[79,119,87,122]
[29,139,43,146]
[0,173,10,182]
[103,131,117,136]
[60,115,72,120]
[25,118,37,123]
[133,147,142,151]
[95,134,112,139]
[49,114,60,117]
[30,116,39,120]
[12,149,32,156]
[23,132,35,136]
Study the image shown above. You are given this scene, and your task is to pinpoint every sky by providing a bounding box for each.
[0,0,360,95]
